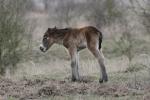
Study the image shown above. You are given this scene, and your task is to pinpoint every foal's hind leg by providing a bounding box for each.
[88,46,108,83]
[68,47,80,81]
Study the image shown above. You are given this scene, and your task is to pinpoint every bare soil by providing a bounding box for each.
[0,76,150,100]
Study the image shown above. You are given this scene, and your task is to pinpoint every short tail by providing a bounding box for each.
[99,31,103,50]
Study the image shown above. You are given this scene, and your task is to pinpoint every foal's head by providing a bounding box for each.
[40,27,57,52]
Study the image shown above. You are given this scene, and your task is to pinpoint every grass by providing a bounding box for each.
[2,39,150,100]
[11,41,150,80]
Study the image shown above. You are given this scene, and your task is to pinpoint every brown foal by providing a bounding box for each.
[40,26,108,83]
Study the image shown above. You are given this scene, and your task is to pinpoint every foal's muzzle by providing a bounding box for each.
[39,44,47,52]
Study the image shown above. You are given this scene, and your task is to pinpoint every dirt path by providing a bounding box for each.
[0,77,150,100]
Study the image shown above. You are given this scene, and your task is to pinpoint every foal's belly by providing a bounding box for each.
[77,41,87,51]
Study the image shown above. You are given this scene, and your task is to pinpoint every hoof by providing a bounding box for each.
[99,78,108,83]
[99,79,103,83]
[72,77,80,82]
[72,78,77,82]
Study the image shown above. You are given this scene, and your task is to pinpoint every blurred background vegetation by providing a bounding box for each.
[0,0,150,78]
[0,0,32,75]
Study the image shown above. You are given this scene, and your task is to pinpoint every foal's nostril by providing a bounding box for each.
[40,46,44,51]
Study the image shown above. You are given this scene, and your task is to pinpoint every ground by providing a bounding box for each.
[0,74,150,100]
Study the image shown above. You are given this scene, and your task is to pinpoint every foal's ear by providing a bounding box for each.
[48,28,51,32]
[54,26,57,29]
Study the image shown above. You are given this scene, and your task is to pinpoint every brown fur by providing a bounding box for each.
[40,26,108,83]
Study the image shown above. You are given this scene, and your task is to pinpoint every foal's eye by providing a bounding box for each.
[47,37,49,40]
[43,36,49,40]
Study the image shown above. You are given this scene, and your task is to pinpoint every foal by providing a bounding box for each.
[40,26,108,83]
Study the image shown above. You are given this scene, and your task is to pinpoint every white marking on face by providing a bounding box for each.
[40,44,44,48]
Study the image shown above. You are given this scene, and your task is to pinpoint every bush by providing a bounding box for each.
[0,0,29,75]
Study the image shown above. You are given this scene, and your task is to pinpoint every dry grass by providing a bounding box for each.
[11,46,130,80]
[1,44,148,100]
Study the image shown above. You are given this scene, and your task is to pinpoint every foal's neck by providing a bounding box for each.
[54,28,70,45]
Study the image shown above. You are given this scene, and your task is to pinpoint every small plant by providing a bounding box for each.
[124,64,145,73]
[114,31,134,62]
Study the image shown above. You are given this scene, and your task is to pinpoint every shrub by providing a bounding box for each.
[0,0,29,75]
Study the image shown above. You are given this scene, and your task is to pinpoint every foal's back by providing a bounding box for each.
[63,26,102,51]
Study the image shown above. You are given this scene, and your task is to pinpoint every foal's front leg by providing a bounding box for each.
[68,48,80,81]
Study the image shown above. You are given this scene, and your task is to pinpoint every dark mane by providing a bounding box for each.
[51,28,72,39]
[61,27,72,31]
[56,28,72,34]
